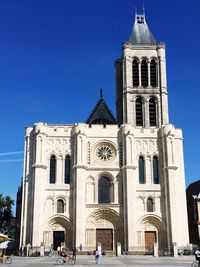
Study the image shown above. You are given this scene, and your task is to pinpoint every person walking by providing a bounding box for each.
[72,247,76,260]
[95,249,100,264]
[49,246,54,257]
[57,246,61,256]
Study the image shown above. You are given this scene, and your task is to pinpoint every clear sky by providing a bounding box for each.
[0,0,200,204]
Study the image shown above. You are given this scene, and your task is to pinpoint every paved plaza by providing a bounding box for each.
[1,255,195,267]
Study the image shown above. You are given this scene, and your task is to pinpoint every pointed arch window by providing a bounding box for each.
[149,98,157,126]
[139,156,145,184]
[141,59,148,87]
[64,155,71,184]
[98,176,111,204]
[153,156,159,184]
[135,97,143,126]
[150,59,158,87]
[57,199,64,213]
[147,197,154,212]
[132,59,139,87]
[49,155,56,184]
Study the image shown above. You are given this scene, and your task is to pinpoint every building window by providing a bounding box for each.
[132,59,139,87]
[147,197,154,212]
[57,199,64,213]
[49,155,56,184]
[141,59,148,87]
[150,59,158,87]
[153,156,159,184]
[139,156,145,184]
[136,97,143,126]
[64,155,70,184]
[98,176,111,203]
[149,98,157,126]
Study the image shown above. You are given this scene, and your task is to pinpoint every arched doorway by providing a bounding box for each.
[137,215,167,254]
[44,215,72,250]
[85,208,123,251]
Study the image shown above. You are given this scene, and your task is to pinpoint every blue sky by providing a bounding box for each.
[0,0,200,204]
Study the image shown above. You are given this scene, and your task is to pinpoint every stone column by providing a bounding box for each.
[139,61,141,86]
[56,156,62,184]
[154,242,158,257]
[145,156,151,185]
[144,99,149,128]
[148,61,151,87]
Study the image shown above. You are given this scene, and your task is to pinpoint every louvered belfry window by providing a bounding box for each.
[150,59,157,87]
[141,59,148,87]
[64,155,70,184]
[136,98,143,126]
[132,59,139,87]
[153,156,159,184]
[49,155,56,184]
[149,98,157,126]
[139,156,145,184]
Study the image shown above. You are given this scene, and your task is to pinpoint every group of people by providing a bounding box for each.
[56,245,101,264]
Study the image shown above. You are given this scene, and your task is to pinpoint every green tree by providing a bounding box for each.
[0,194,15,238]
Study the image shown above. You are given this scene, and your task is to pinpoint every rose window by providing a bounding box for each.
[94,142,116,164]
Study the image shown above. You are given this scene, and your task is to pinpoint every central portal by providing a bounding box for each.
[53,231,65,250]
[145,231,156,253]
[96,229,113,250]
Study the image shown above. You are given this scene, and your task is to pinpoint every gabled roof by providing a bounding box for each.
[86,90,116,125]
[129,13,157,44]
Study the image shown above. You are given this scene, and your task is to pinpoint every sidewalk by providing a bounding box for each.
[8,254,195,266]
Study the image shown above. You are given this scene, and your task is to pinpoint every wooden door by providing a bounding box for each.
[145,231,156,253]
[96,229,113,250]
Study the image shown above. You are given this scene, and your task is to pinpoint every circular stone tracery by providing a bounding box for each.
[94,142,116,163]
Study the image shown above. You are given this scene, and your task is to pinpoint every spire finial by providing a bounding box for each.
[142,3,146,22]
[142,3,145,15]
[100,88,103,99]
[134,6,137,22]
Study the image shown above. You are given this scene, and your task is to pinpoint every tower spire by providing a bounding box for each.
[129,6,157,44]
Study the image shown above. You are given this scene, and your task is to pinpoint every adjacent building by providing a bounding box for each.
[187,180,200,247]
[19,12,189,254]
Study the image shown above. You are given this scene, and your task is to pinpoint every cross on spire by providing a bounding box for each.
[100,88,103,99]
[142,3,145,16]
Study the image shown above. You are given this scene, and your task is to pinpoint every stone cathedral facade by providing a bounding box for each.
[19,13,189,254]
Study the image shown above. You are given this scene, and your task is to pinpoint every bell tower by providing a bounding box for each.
[115,12,169,127]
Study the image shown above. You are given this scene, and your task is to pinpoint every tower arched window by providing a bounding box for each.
[141,59,148,87]
[147,197,154,212]
[132,59,139,87]
[153,156,159,184]
[135,97,143,127]
[139,156,145,184]
[98,176,111,204]
[57,199,64,213]
[64,155,71,184]
[149,98,157,126]
[150,59,158,87]
[49,155,56,184]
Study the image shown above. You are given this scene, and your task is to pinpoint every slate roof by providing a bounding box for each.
[86,90,116,125]
[129,14,157,44]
